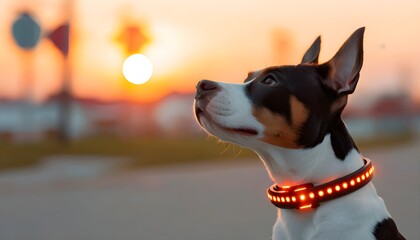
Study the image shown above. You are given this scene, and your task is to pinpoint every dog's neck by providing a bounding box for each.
[253,127,364,187]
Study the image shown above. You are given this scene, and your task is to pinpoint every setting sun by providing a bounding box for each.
[122,54,153,85]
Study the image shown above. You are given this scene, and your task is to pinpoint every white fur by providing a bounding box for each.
[196,81,265,143]
[196,82,392,240]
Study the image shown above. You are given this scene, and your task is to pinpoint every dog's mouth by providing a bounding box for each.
[195,106,258,136]
[195,107,204,115]
[194,106,205,125]
[222,127,258,136]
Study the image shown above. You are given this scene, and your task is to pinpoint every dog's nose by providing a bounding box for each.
[195,80,220,99]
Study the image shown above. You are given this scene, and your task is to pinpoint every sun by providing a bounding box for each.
[122,54,153,85]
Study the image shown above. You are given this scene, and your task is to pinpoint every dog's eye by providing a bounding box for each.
[261,77,278,86]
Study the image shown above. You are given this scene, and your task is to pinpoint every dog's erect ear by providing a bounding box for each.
[301,36,321,64]
[322,27,365,95]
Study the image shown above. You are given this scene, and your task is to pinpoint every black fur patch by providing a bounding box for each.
[330,120,358,160]
[245,65,357,159]
[373,218,405,240]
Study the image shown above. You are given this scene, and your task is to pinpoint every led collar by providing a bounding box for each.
[267,158,374,210]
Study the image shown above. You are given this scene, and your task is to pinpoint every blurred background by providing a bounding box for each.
[0,0,419,239]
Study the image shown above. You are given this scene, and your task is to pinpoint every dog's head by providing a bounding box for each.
[194,28,364,152]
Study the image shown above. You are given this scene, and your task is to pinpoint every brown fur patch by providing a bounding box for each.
[253,96,309,148]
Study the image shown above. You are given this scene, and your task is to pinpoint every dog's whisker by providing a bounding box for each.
[233,147,243,158]
[221,143,231,154]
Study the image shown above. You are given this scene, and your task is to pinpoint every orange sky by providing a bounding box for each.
[0,0,419,105]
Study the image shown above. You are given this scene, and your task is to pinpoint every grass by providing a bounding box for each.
[0,133,415,171]
[355,132,415,151]
[0,135,257,171]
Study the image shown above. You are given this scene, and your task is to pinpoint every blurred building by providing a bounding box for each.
[271,28,295,65]
[344,93,419,140]
[0,92,199,142]
[154,92,200,137]
[1,86,420,142]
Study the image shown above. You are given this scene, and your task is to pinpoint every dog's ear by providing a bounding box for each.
[321,27,365,95]
[301,36,321,64]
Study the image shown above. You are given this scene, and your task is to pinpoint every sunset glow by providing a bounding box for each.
[0,0,419,104]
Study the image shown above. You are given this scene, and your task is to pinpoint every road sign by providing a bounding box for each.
[12,12,41,50]
[115,24,150,55]
[48,23,69,56]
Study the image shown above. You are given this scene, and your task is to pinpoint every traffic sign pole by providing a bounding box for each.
[11,12,41,142]
[12,12,41,102]
[48,22,71,142]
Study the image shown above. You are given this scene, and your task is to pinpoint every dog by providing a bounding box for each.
[194,27,405,240]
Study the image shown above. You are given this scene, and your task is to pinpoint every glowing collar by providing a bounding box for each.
[267,158,374,210]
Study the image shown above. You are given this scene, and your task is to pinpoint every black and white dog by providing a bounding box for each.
[194,27,405,240]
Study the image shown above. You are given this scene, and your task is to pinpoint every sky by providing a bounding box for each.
[0,0,419,105]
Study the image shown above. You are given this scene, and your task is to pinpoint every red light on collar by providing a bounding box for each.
[267,158,374,210]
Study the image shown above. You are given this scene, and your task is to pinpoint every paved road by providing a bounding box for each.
[0,141,418,240]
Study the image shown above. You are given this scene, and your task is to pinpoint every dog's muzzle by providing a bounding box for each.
[195,80,220,100]
[194,80,221,120]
